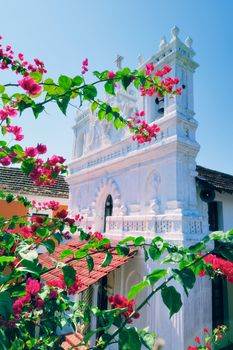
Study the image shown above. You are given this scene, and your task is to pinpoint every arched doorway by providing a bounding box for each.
[103,194,113,232]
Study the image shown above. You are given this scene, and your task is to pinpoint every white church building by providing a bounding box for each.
[66,27,233,349]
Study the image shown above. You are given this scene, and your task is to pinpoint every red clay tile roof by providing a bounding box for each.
[0,166,69,198]
[61,332,87,350]
[39,240,136,350]
[40,240,137,294]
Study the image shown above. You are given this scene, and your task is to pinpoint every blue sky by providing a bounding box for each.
[1,0,233,173]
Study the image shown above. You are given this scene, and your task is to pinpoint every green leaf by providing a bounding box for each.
[2,93,10,105]
[119,236,135,245]
[62,265,76,288]
[29,71,42,83]
[127,280,149,300]
[101,252,113,267]
[43,78,54,92]
[52,233,63,244]
[79,228,91,241]
[73,75,84,86]
[75,250,88,259]
[133,78,140,90]
[135,236,145,246]
[70,225,77,234]
[0,292,13,321]
[189,241,206,253]
[170,252,184,262]
[11,144,24,157]
[86,255,94,272]
[208,231,225,241]
[149,245,161,260]
[119,327,141,350]
[0,256,15,264]
[104,81,115,95]
[1,125,6,135]
[149,237,164,260]
[161,286,182,318]
[146,269,167,286]
[43,78,64,95]
[32,104,45,119]
[83,85,97,101]
[17,99,31,114]
[57,95,70,115]
[60,249,74,260]
[18,259,42,277]
[139,76,146,85]
[43,239,56,254]
[91,101,98,113]
[113,117,125,129]
[98,109,106,121]
[0,85,5,94]
[0,141,7,147]
[138,329,156,350]
[106,112,113,121]
[121,76,132,90]
[215,242,233,263]
[172,268,196,296]
[58,75,72,90]
[116,245,129,256]
[143,247,149,262]
[83,330,96,344]
[0,328,9,349]
[5,194,14,203]
[93,70,101,79]
[21,158,35,176]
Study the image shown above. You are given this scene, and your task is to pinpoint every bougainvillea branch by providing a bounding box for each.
[0,35,232,350]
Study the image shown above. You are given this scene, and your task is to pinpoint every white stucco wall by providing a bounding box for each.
[66,27,222,349]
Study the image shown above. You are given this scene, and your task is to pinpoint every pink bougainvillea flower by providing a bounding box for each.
[25,278,42,295]
[25,146,38,157]
[55,209,68,219]
[18,53,24,61]
[109,294,140,323]
[12,294,31,316]
[36,143,47,154]
[35,299,44,310]
[49,290,58,299]
[19,226,33,239]
[108,70,116,79]
[194,336,200,344]
[48,155,66,165]
[145,63,154,76]
[81,58,88,74]
[18,76,42,95]
[0,156,12,166]
[46,274,82,295]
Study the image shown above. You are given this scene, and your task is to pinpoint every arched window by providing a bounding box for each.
[103,194,113,232]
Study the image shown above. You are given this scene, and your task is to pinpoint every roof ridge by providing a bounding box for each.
[196,164,233,179]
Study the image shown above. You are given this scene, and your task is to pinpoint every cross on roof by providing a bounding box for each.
[114,54,124,69]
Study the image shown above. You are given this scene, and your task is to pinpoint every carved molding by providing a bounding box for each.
[91,177,122,216]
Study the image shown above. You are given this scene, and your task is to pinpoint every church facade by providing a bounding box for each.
[66,27,233,349]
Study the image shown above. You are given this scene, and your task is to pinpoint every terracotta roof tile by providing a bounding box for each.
[61,332,88,350]
[39,241,136,350]
[40,240,137,294]
[0,166,69,198]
